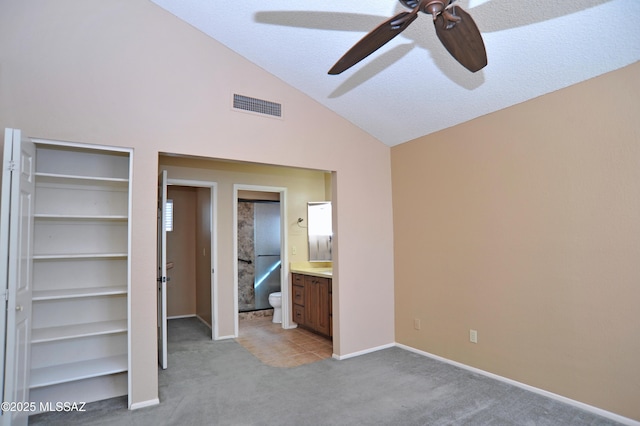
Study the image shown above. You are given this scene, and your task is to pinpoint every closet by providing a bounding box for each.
[1,129,131,415]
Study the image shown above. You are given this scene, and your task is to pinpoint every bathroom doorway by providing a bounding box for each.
[237,195,281,312]
[233,185,288,335]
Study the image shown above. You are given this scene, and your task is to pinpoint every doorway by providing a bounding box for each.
[158,176,218,369]
[237,194,281,312]
[233,185,288,336]
[166,185,212,318]
[157,154,330,342]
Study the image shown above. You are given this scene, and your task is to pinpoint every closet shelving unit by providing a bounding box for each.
[28,143,131,409]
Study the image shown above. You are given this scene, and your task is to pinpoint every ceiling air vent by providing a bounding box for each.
[233,94,282,118]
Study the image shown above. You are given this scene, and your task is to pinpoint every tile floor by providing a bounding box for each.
[236,315,333,368]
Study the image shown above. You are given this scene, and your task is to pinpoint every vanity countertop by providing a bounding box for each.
[291,267,332,278]
[290,262,333,278]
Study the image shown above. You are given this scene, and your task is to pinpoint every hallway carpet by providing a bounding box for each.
[29,318,625,425]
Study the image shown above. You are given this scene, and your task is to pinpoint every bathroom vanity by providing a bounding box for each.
[291,270,332,339]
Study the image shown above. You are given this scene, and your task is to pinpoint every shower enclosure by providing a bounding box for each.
[238,200,281,312]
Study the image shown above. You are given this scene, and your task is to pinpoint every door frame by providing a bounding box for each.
[233,184,289,336]
[157,171,168,369]
[166,178,219,340]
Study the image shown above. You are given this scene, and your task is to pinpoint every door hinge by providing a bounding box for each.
[8,160,16,172]
[1,289,8,302]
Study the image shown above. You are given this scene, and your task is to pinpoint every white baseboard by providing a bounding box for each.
[395,343,640,426]
[216,334,236,340]
[129,398,160,411]
[195,314,212,329]
[332,342,395,360]
[166,314,195,320]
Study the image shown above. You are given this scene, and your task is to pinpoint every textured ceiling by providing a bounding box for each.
[150,0,640,146]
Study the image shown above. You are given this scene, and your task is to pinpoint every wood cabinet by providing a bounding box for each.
[291,273,332,338]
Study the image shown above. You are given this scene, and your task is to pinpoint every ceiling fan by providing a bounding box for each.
[328,0,487,74]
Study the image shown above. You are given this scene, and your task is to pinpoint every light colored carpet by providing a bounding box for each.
[29,317,624,425]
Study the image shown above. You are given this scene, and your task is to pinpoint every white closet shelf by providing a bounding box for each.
[17,141,132,405]
[30,355,128,389]
[33,253,128,260]
[33,286,127,301]
[31,319,127,343]
[34,214,128,221]
[35,172,129,184]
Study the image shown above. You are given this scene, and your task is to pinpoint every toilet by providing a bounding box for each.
[268,292,282,323]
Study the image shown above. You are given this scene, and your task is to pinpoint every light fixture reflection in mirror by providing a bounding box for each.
[308,202,332,261]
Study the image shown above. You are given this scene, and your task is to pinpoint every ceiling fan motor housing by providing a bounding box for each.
[400,0,450,17]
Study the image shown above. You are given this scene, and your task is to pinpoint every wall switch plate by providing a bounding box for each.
[413,318,421,330]
[470,329,478,343]
[292,246,297,255]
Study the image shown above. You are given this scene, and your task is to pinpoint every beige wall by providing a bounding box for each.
[0,0,395,407]
[165,185,212,325]
[166,186,197,317]
[392,62,640,421]
[195,187,212,326]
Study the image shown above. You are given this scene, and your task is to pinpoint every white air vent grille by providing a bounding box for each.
[233,94,282,118]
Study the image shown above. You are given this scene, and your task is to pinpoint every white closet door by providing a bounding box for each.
[157,170,168,369]
[0,130,11,417]
[1,128,35,426]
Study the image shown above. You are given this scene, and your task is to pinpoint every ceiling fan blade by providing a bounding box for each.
[434,5,487,72]
[328,11,418,75]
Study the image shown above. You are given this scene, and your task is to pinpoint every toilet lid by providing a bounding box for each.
[269,292,281,297]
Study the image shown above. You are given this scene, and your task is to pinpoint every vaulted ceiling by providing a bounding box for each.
[150,0,640,146]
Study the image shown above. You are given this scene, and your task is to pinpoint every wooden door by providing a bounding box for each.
[304,276,318,330]
[316,278,331,337]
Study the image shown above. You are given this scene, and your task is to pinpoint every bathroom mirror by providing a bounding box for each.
[308,202,332,261]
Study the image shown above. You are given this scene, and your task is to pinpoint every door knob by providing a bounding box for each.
[15,305,23,311]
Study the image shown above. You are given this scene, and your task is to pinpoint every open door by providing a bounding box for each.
[157,170,168,369]
[1,128,35,426]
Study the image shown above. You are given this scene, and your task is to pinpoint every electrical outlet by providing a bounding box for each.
[413,318,421,330]
[469,329,478,343]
